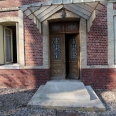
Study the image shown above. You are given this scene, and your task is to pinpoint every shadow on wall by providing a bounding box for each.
[0,69,49,89]
[24,14,43,66]
[23,14,50,88]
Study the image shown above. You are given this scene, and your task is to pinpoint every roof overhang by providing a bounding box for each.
[20,0,109,32]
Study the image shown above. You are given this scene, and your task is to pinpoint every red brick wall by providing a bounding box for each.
[114,3,116,10]
[0,69,49,89]
[81,69,116,89]
[0,12,43,66]
[87,7,108,65]
[0,11,18,18]
[24,15,43,66]
[0,0,44,8]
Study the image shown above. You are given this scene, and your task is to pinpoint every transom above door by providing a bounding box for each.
[49,21,80,80]
[49,21,79,34]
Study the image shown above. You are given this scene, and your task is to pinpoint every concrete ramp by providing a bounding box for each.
[27,80,106,111]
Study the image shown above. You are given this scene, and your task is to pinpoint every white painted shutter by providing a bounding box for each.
[0,25,4,64]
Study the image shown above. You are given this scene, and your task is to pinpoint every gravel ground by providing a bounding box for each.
[0,88,116,116]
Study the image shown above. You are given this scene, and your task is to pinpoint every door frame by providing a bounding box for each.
[49,20,80,79]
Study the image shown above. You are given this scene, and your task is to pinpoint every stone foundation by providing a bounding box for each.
[81,69,116,89]
[0,68,116,90]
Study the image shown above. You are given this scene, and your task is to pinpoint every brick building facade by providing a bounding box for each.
[0,0,116,89]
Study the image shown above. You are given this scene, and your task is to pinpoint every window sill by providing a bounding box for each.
[0,63,20,69]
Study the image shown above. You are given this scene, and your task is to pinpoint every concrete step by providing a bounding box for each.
[27,80,106,111]
[38,80,90,101]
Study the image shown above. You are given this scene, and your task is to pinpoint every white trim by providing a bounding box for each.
[0,10,25,68]
[87,10,96,32]
[80,18,87,69]
[0,64,20,69]
[114,16,116,64]
[0,7,19,12]
[107,3,114,66]
[0,65,48,69]
[16,22,19,64]
[18,10,25,66]
[20,66,49,69]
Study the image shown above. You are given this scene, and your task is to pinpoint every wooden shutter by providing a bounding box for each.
[0,25,4,64]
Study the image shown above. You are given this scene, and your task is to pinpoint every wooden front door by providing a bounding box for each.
[49,21,80,80]
[68,34,80,79]
[50,35,65,79]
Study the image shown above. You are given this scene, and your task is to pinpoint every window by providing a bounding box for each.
[0,24,17,65]
[4,27,13,63]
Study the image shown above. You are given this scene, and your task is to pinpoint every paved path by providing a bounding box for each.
[0,88,116,116]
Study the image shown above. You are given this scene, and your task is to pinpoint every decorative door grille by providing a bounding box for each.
[52,37,61,60]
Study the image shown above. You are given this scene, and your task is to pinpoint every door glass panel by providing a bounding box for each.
[52,24,60,32]
[68,24,77,31]
[70,38,77,60]
[65,22,79,33]
[49,22,64,34]
[52,37,61,60]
